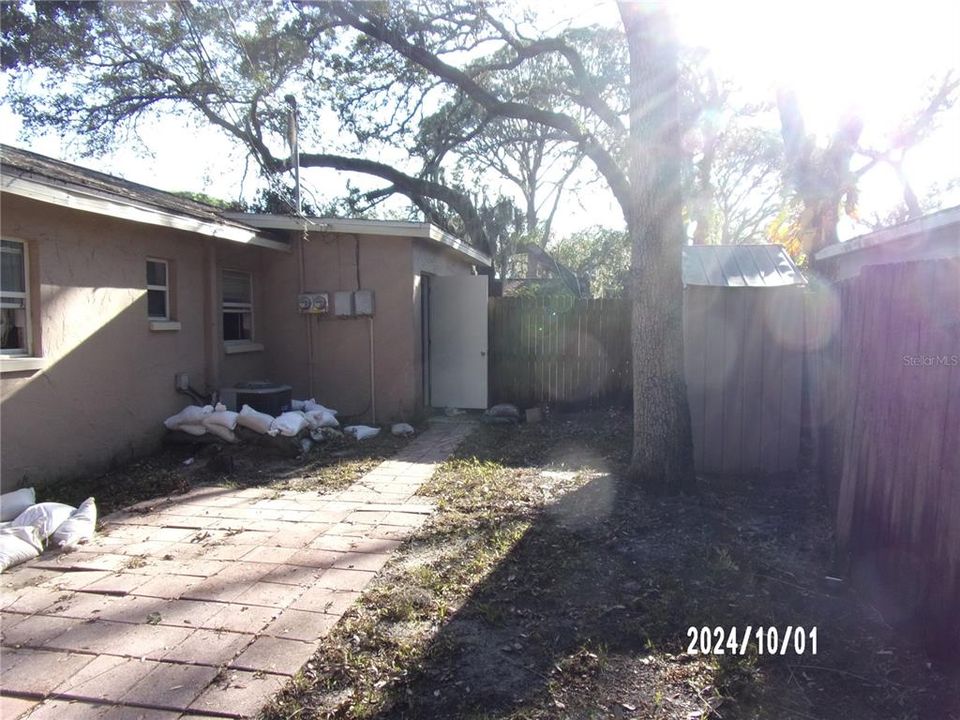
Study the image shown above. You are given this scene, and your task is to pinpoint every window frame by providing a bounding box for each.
[146,257,170,321]
[221,268,254,345]
[1,237,31,357]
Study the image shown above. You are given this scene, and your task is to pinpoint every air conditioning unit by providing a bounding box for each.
[220,381,292,415]
[297,292,329,314]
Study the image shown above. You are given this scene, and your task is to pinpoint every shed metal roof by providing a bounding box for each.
[682,244,805,287]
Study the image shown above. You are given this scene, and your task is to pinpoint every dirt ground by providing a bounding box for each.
[34,429,414,517]
[263,410,960,720]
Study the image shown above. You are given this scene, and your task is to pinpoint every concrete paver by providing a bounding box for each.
[0,648,96,696]
[230,635,317,675]
[0,423,470,718]
[0,696,39,720]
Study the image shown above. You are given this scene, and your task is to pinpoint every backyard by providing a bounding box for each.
[260,411,960,720]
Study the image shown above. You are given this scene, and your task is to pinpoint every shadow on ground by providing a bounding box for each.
[285,412,960,720]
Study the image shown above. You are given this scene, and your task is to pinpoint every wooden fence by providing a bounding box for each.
[683,286,805,475]
[488,297,631,408]
[810,259,960,651]
[489,289,806,476]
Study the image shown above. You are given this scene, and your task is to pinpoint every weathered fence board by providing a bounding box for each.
[490,289,805,476]
[813,259,960,653]
[488,297,632,408]
[683,286,805,475]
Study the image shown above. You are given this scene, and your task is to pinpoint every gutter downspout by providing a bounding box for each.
[298,228,315,399]
[203,240,221,392]
[369,316,376,424]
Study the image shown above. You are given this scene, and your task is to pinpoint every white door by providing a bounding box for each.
[429,275,488,409]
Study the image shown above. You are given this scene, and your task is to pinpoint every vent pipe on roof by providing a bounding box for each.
[285,94,301,217]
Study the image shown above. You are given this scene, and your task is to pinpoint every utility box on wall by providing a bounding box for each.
[354,289,375,316]
[334,291,354,317]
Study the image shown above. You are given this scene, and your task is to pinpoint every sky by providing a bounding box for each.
[2,1,959,241]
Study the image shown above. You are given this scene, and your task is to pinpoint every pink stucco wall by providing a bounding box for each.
[260,231,474,423]
[0,195,268,489]
[0,195,478,489]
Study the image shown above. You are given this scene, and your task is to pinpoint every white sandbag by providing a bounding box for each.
[204,423,238,443]
[50,497,97,549]
[291,398,312,411]
[485,403,520,419]
[391,423,415,437]
[1,487,36,522]
[303,409,339,429]
[344,425,380,440]
[203,423,235,443]
[271,411,308,437]
[203,410,239,431]
[177,423,207,436]
[12,502,76,540]
[0,526,42,572]
[237,404,276,435]
[303,399,337,415]
[164,404,213,430]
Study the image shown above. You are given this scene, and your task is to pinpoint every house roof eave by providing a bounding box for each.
[225,213,492,267]
[2,173,290,252]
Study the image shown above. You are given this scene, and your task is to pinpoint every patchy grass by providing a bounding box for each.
[35,428,414,516]
[263,410,960,720]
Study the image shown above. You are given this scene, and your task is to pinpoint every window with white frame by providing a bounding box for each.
[146,258,170,320]
[1,239,29,355]
[222,269,253,342]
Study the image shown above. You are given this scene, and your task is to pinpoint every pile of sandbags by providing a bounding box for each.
[164,399,342,439]
[0,490,98,572]
[164,403,240,442]
[163,398,388,446]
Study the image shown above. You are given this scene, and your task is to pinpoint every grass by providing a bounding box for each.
[262,410,960,720]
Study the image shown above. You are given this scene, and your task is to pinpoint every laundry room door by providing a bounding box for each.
[428,275,488,409]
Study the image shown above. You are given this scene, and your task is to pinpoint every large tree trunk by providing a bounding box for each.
[620,3,695,491]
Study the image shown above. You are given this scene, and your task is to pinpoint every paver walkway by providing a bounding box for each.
[0,423,470,719]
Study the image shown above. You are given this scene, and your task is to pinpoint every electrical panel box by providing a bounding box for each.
[353,289,375,316]
[297,292,329,314]
[334,291,354,317]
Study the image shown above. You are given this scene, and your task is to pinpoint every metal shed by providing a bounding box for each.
[682,245,807,476]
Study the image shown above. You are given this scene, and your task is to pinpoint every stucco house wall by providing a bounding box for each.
[0,194,214,488]
[261,231,475,423]
[1,148,489,489]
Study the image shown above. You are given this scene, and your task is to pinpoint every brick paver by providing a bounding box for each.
[0,422,469,719]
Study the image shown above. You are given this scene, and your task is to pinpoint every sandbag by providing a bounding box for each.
[0,526,42,572]
[291,398,312,411]
[485,403,520,419]
[164,404,213,430]
[303,399,337,415]
[204,425,240,443]
[50,497,97,549]
[205,423,238,443]
[303,409,339,430]
[177,423,208,436]
[1,487,36,522]
[12,502,76,540]
[203,410,239,431]
[344,425,380,440]
[271,411,308,437]
[237,404,275,434]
